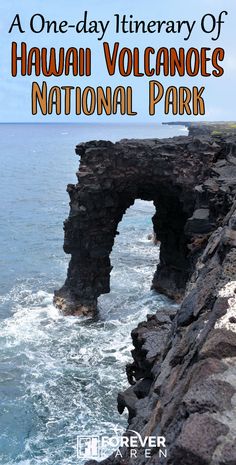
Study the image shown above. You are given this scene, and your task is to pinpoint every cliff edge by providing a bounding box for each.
[55,123,236,465]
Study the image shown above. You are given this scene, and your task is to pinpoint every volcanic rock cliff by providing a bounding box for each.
[54,123,236,465]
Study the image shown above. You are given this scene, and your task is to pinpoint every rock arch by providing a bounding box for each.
[54,133,225,315]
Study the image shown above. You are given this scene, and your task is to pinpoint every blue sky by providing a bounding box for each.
[0,0,235,122]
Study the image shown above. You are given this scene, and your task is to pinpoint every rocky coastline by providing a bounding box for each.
[54,122,236,465]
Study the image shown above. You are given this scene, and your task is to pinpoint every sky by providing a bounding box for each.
[0,0,235,122]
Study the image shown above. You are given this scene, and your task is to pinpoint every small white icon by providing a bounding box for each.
[77,436,100,458]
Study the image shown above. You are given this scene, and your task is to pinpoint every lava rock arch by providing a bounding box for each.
[54,133,226,315]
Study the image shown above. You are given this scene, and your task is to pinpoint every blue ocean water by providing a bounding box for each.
[0,123,185,465]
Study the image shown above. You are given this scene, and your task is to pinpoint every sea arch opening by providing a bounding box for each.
[98,200,159,319]
[95,178,192,317]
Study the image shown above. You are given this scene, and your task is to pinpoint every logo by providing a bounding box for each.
[77,429,167,460]
[77,436,100,459]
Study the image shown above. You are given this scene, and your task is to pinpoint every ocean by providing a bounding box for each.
[0,123,186,465]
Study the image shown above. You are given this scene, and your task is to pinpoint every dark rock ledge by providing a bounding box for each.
[54,123,236,465]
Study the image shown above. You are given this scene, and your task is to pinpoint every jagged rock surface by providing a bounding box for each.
[54,128,235,315]
[88,186,236,465]
[54,124,236,464]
